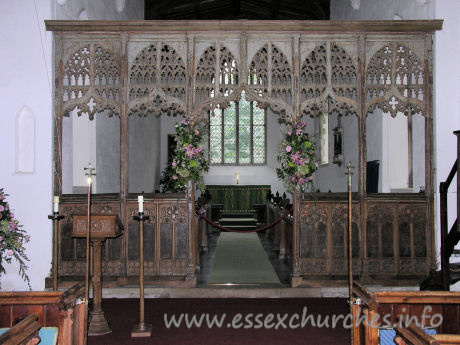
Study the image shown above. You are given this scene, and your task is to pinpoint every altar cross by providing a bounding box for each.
[345,161,354,187]
[84,162,96,185]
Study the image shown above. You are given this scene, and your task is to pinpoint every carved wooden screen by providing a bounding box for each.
[47,20,441,285]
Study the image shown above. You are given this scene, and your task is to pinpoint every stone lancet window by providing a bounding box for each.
[209,91,266,165]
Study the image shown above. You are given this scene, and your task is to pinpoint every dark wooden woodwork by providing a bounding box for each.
[0,282,85,345]
[45,20,443,33]
[295,193,432,285]
[57,194,196,286]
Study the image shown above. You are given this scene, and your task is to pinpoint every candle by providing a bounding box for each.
[138,195,144,213]
[53,196,59,213]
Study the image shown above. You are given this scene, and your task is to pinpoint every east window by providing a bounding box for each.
[209,91,266,165]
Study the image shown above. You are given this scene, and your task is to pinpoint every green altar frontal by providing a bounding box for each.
[206,185,271,213]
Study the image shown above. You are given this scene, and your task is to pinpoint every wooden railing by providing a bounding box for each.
[0,282,85,345]
[0,314,41,345]
[395,320,460,345]
[439,130,460,290]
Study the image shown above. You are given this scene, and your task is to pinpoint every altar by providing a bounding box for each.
[206,185,270,213]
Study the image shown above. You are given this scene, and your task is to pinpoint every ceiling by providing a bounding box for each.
[144,0,330,20]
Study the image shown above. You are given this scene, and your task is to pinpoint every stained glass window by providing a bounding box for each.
[209,91,266,165]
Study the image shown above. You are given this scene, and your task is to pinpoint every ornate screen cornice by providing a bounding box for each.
[47,20,441,122]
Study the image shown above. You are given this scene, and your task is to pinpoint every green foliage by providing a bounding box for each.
[0,189,31,289]
[160,118,209,193]
[276,121,317,192]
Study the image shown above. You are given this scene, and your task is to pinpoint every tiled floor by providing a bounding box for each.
[197,230,291,287]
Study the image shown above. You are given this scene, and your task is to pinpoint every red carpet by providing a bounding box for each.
[88,298,349,345]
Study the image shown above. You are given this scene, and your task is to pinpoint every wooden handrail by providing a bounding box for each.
[394,319,440,345]
[439,131,460,290]
[0,314,41,345]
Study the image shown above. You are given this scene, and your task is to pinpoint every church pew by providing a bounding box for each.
[0,314,41,345]
[0,282,85,345]
[352,282,460,345]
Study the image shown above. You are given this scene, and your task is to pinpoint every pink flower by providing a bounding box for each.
[7,250,13,256]
[9,222,17,230]
[287,132,292,136]
[172,175,178,180]
[285,145,292,152]
[10,212,14,218]
[172,161,177,167]
[196,146,203,153]
[0,236,3,241]
[296,129,304,136]
[308,176,313,181]
[290,175,297,182]
[0,205,4,212]
[195,130,200,135]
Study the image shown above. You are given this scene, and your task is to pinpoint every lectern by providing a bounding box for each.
[72,214,123,336]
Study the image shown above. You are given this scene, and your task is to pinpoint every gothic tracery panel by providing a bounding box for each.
[247,43,292,117]
[300,42,358,117]
[160,44,186,103]
[195,45,216,105]
[129,43,186,117]
[62,44,120,119]
[219,46,239,97]
[366,42,425,117]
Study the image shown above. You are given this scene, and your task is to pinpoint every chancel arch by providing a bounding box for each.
[47,20,441,287]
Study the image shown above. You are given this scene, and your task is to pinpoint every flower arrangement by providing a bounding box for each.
[276,120,317,192]
[0,188,31,289]
[160,117,209,193]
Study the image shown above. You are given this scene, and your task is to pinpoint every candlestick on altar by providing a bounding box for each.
[235,170,240,185]
[138,194,144,213]
[48,199,64,291]
[132,211,152,337]
[345,161,355,345]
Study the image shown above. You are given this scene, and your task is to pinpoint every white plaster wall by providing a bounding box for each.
[0,0,52,291]
[330,0,434,21]
[331,0,460,289]
[314,112,359,193]
[129,115,161,193]
[0,0,143,291]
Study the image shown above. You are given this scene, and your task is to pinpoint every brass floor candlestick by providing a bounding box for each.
[132,212,152,337]
[48,212,64,291]
[345,161,355,345]
[84,164,95,343]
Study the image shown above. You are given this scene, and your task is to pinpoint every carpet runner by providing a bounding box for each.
[208,232,281,285]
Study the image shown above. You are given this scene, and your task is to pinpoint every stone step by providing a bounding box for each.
[220,212,256,219]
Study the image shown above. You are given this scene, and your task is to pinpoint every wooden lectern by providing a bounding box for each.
[72,215,123,336]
